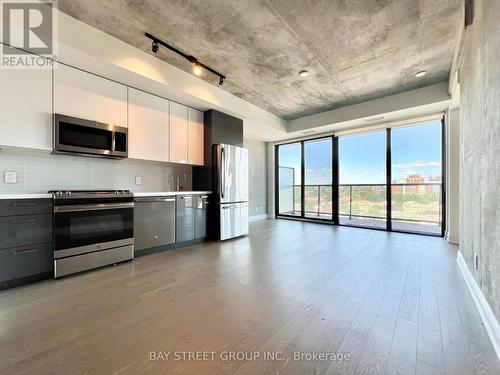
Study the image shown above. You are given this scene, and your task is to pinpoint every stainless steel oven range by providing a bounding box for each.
[50,190,134,278]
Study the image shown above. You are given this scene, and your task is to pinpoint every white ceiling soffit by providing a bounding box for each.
[274,113,444,145]
[263,82,450,142]
[335,113,444,137]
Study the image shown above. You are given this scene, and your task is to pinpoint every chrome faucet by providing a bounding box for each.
[175,173,187,191]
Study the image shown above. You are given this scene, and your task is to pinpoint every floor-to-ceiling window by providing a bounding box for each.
[304,138,333,220]
[338,131,387,229]
[391,122,443,235]
[275,119,445,236]
[277,142,302,216]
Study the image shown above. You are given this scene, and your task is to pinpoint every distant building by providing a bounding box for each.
[391,174,441,196]
[406,174,425,184]
[405,175,424,194]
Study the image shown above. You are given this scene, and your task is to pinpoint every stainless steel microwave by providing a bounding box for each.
[53,114,128,159]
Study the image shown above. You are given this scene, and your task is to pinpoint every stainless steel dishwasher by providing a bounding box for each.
[134,196,176,252]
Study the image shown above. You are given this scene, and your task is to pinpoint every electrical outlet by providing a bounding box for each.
[4,171,17,184]
[474,253,479,270]
[135,176,142,185]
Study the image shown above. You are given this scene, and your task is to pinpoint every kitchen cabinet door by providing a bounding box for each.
[194,195,208,239]
[169,101,188,163]
[0,51,52,150]
[128,88,169,162]
[188,108,204,165]
[54,63,128,127]
[176,195,195,242]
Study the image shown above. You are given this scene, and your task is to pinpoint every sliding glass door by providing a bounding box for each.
[277,142,302,216]
[338,131,387,229]
[391,122,443,235]
[275,119,445,236]
[304,138,333,220]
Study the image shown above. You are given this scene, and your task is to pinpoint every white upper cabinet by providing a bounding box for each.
[187,108,204,166]
[0,55,52,150]
[128,88,169,162]
[169,101,188,164]
[54,63,128,127]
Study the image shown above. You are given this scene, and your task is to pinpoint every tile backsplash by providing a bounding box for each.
[0,148,192,194]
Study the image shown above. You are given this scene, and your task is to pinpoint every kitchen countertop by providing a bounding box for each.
[0,193,53,200]
[0,191,212,200]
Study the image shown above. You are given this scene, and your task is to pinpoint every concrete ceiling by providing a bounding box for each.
[58,0,462,121]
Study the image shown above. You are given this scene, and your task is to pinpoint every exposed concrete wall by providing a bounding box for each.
[244,138,268,218]
[446,107,460,244]
[460,0,500,320]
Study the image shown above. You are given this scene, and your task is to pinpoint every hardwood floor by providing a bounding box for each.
[0,219,498,374]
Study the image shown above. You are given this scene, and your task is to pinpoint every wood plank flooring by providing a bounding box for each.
[0,219,498,374]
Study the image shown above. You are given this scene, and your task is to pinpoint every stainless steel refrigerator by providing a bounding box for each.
[214,143,249,240]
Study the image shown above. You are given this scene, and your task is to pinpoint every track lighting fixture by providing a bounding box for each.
[145,33,226,85]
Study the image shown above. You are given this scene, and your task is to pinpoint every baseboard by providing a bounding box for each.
[249,214,268,222]
[457,251,500,360]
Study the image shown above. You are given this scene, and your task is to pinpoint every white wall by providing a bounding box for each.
[244,138,268,220]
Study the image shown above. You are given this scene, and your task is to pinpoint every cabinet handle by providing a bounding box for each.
[13,218,37,224]
[136,198,175,203]
[14,248,38,255]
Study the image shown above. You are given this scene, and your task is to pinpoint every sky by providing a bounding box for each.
[278,122,442,185]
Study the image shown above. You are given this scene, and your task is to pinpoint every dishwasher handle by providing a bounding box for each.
[135,197,176,203]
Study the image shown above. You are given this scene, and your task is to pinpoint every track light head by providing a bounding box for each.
[152,41,159,53]
[192,62,202,76]
[219,77,224,85]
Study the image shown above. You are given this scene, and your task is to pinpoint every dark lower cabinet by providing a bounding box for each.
[0,199,53,290]
[195,195,209,239]
[176,195,195,242]
[0,214,52,250]
[176,194,209,243]
[0,243,53,288]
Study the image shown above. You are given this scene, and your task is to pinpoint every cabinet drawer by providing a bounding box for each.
[0,214,52,250]
[0,199,52,216]
[0,243,53,283]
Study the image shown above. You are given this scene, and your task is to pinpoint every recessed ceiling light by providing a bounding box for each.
[298,70,310,78]
[302,130,315,135]
[415,70,427,78]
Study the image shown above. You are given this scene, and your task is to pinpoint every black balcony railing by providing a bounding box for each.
[282,183,442,233]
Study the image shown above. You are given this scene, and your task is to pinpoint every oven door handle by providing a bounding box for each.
[54,202,134,213]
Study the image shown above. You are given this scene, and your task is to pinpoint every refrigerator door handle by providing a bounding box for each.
[221,146,225,199]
